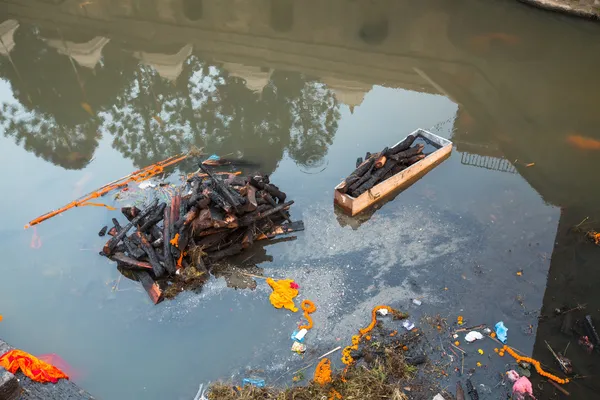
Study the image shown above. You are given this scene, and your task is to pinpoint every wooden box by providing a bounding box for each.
[334,129,452,216]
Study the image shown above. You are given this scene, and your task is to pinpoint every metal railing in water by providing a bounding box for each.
[460,152,517,174]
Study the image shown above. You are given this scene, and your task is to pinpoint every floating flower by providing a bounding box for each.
[455,341,460,346]
[290,282,300,289]
[457,316,464,326]
[477,362,482,367]
[478,349,484,355]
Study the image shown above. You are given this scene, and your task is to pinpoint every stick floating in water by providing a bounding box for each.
[25,152,194,229]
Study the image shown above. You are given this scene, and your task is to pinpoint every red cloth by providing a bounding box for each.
[0,349,69,384]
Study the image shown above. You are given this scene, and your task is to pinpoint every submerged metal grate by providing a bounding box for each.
[460,152,517,173]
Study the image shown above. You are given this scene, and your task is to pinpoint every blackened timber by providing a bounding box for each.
[389,134,416,155]
[263,193,292,223]
[102,199,158,256]
[111,252,153,271]
[353,160,398,196]
[348,163,375,192]
[249,177,286,203]
[139,202,166,232]
[239,201,294,227]
[199,164,242,211]
[134,231,166,277]
[162,206,177,275]
[389,144,424,162]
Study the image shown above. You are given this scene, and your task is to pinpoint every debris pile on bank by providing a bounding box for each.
[338,134,425,197]
[99,164,302,303]
[205,306,442,400]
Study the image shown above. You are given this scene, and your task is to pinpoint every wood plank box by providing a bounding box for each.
[334,129,453,216]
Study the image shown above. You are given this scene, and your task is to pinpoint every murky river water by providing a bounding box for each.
[0,1,599,399]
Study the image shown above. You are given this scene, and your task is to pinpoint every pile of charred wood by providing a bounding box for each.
[338,134,426,198]
[99,165,302,304]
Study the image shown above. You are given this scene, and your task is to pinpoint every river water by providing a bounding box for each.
[0,1,599,399]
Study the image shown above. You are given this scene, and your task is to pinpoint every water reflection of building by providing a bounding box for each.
[133,44,192,81]
[45,36,110,69]
[0,19,17,54]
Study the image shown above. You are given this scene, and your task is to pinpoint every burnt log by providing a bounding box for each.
[175,206,199,232]
[348,157,375,179]
[389,144,424,162]
[389,134,416,154]
[191,208,214,233]
[133,231,166,277]
[134,271,163,304]
[239,201,294,227]
[249,177,286,203]
[205,188,232,213]
[171,193,181,223]
[139,202,167,233]
[406,154,426,165]
[111,252,153,271]
[348,163,375,193]
[98,226,108,237]
[122,233,146,259]
[255,221,305,240]
[243,184,258,212]
[102,198,158,255]
[199,164,243,211]
[177,225,192,252]
[121,206,140,221]
[356,157,363,168]
[241,226,255,249]
[212,213,238,229]
[263,193,292,223]
[374,155,387,169]
[353,160,398,196]
[151,237,163,248]
[225,175,249,187]
[162,206,177,275]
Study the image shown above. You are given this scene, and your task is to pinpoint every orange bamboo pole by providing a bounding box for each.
[25,153,191,229]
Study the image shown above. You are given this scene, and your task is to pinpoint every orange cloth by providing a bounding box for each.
[0,349,69,383]
[266,278,298,312]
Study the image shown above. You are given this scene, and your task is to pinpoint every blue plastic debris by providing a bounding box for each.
[242,378,265,388]
[291,329,308,343]
[495,321,508,343]
[206,154,220,161]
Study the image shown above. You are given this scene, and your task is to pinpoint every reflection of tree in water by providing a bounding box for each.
[0,25,341,173]
[0,26,137,169]
[104,56,340,175]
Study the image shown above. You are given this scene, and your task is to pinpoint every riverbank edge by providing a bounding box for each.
[518,0,600,20]
[0,338,95,400]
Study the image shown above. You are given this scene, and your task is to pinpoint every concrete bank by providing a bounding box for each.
[519,0,600,19]
[0,339,95,400]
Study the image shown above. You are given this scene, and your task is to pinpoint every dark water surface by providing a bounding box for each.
[0,1,599,399]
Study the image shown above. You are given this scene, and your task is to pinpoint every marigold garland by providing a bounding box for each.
[314,358,332,385]
[499,345,569,384]
[329,389,342,399]
[298,300,316,330]
[342,305,397,365]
